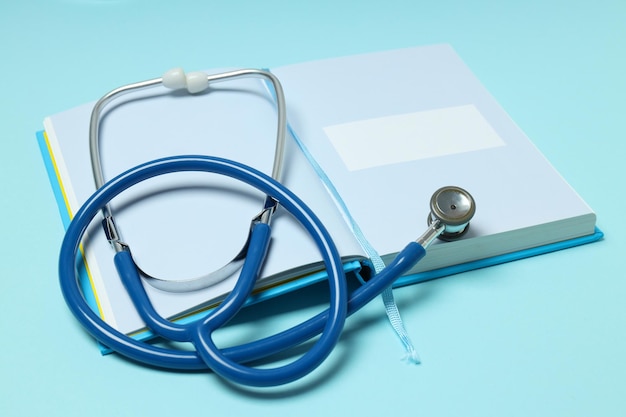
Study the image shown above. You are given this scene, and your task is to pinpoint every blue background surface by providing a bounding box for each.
[1,1,624,415]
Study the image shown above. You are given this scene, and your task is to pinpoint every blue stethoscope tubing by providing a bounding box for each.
[59,154,427,387]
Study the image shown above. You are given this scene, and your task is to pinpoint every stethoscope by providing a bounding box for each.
[59,68,476,387]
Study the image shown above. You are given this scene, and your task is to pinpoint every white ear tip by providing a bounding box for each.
[162,67,187,89]
[186,71,209,94]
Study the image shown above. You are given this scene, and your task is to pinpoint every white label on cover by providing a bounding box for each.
[323,104,505,171]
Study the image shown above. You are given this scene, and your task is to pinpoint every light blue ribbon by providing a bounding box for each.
[285,124,420,364]
[261,74,420,362]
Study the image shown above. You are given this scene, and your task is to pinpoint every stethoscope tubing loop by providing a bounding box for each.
[59,154,349,385]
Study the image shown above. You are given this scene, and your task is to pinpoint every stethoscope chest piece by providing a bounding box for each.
[428,186,476,241]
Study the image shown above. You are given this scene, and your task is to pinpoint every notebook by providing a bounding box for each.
[38,44,601,339]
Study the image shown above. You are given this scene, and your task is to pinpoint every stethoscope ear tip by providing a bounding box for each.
[428,186,476,241]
